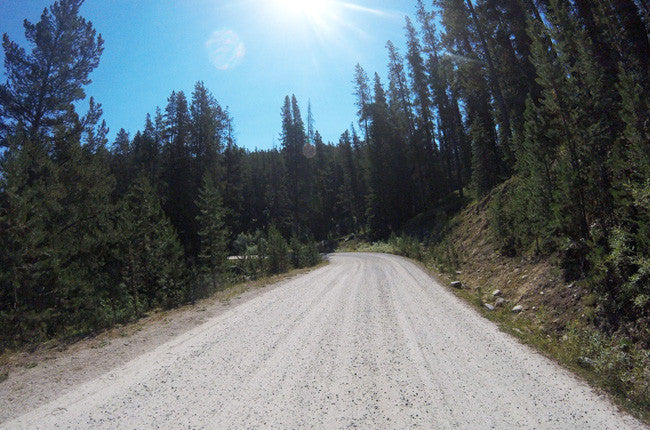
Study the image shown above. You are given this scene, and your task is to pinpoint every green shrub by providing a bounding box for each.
[389,234,423,260]
[290,235,322,269]
[569,325,650,413]
[300,239,321,267]
[232,231,267,278]
[433,238,460,273]
[265,226,290,274]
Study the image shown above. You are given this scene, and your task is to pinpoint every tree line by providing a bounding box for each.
[0,0,322,346]
[346,0,648,340]
[1,0,648,346]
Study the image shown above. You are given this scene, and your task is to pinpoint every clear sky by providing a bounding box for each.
[1,0,418,150]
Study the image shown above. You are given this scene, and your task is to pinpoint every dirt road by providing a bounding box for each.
[2,253,644,429]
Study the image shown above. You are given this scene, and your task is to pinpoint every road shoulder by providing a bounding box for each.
[0,264,326,423]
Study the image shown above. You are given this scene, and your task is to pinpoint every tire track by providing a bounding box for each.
[2,253,645,429]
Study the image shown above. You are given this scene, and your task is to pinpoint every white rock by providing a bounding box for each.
[484,303,495,311]
[492,289,502,297]
[512,305,523,313]
[450,281,463,289]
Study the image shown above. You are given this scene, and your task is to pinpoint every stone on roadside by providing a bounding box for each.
[511,305,523,313]
[492,289,502,297]
[578,356,596,369]
[495,297,506,307]
[484,303,495,311]
[450,281,463,289]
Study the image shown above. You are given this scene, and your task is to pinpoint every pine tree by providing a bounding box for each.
[196,174,229,292]
[0,0,119,340]
[338,130,361,230]
[0,132,63,341]
[161,90,197,260]
[264,149,292,236]
[353,64,372,141]
[82,97,109,153]
[404,17,434,154]
[265,225,289,274]
[222,119,244,234]
[386,41,414,137]
[416,0,469,197]
[0,0,104,141]
[111,128,133,197]
[132,114,160,184]
[437,0,504,195]
[463,0,512,153]
[365,73,396,238]
[190,81,224,180]
[279,95,311,234]
[119,174,186,313]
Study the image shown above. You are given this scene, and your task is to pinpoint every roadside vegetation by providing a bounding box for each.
[339,191,649,422]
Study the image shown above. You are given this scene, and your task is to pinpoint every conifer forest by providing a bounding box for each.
[0,0,648,359]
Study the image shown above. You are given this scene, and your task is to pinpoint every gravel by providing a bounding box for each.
[2,253,645,429]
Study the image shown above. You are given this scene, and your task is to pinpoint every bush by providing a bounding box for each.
[432,238,461,274]
[567,324,650,413]
[290,235,321,269]
[388,234,423,260]
[265,226,290,274]
[232,231,267,278]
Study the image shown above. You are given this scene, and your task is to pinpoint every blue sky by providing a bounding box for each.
[1,0,418,150]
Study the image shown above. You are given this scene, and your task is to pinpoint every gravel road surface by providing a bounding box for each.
[2,253,645,429]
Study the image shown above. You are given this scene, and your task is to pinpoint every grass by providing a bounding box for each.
[214,261,328,304]
[451,283,650,423]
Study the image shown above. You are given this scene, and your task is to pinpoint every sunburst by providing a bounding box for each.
[274,0,332,19]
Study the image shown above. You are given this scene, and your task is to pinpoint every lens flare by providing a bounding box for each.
[206,29,246,70]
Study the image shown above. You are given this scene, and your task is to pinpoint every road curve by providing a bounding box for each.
[3,253,645,429]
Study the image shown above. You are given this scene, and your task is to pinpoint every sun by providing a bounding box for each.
[274,0,331,18]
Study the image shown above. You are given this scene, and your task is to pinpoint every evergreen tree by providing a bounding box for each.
[437,0,504,195]
[222,122,245,234]
[161,90,197,260]
[353,64,372,141]
[196,174,229,292]
[190,81,224,180]
[0,132,63,341]
[119,174,186,313]
[404,17,434,154]
[0,0,104,141]
[338,130,361,230]
[0,0,118,341]
[264,149,292,236]
[265,225,289,274]
[110,128,133,197]
[386,41,414,137]
[279,95,311,234]
[132,114,160,184]
[463,0,513,155]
